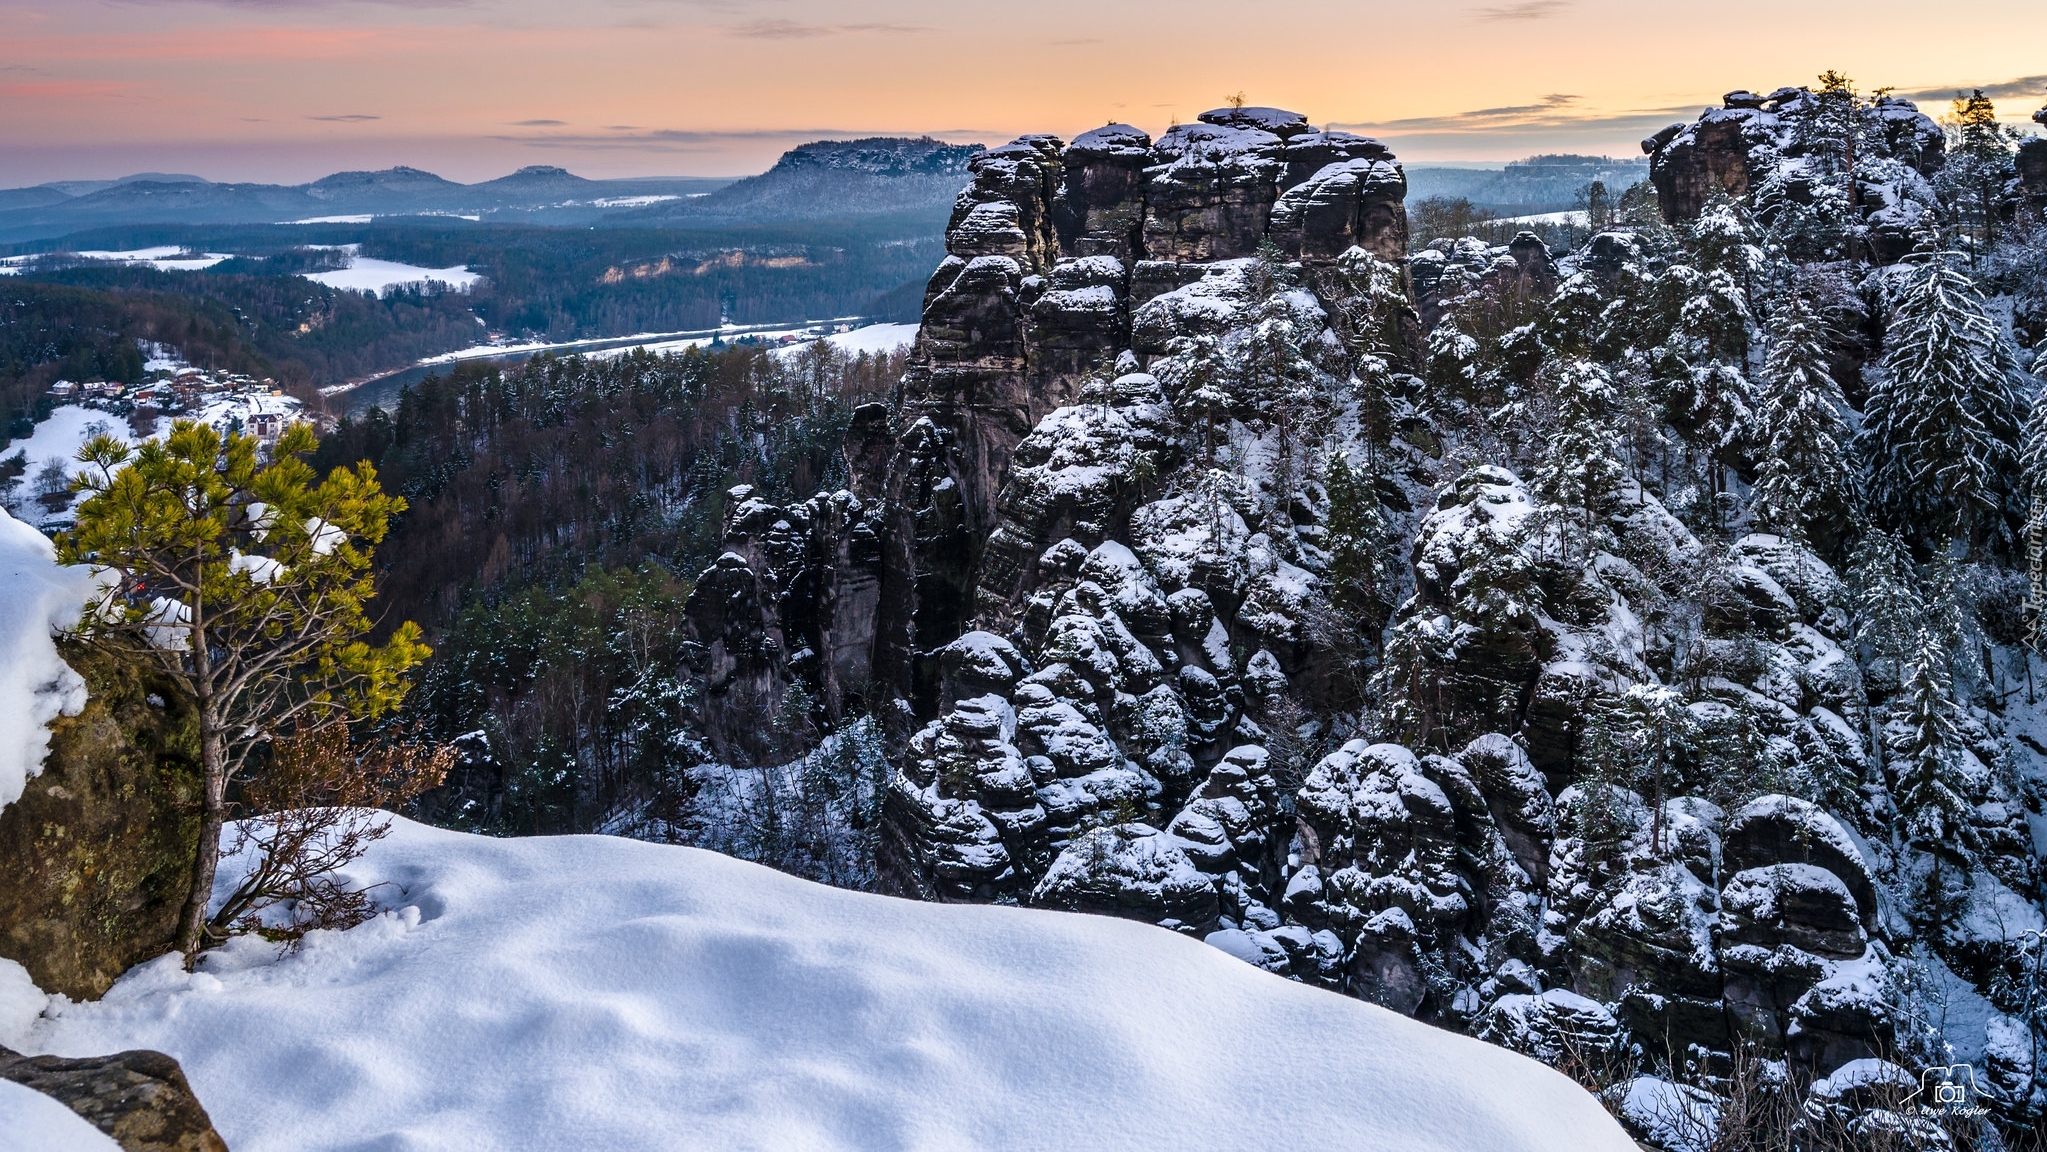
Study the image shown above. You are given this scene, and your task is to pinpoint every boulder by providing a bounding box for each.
[0,1046,228,1152]
[0,646,203,1000]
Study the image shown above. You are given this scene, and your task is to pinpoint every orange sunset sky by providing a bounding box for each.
[2,0,2043,185]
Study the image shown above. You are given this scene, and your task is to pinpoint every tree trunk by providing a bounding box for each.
[177,718,226,963]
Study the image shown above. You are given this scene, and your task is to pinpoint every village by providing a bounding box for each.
[47,364,310,445]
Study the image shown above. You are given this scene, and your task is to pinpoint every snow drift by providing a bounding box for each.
[0,505,95,812]
[9,817,1635,1152]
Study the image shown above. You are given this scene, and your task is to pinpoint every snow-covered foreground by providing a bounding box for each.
[9,817,1633,1152]
[0,1080,120,1150]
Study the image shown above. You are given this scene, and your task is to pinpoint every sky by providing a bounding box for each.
[1,0,2044,186]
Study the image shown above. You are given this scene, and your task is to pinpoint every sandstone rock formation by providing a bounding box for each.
[0,646,203,1000]
[2020,105,2047,216]
[1643,87,1944,261]
[685,99,2046,1138]
[0,1045,229,1152]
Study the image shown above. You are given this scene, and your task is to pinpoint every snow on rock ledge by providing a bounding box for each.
[0,506,95,812]
[19,817,1638,1152]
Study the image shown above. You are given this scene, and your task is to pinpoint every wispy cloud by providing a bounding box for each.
[1339,93,1614,133]
[1469,1,1571,22]
[1898,74,2047,106]
[307,113,380,122]
[1330,92,1709,154]
[493,126,988,153]
[510,118,566,127]
[726,19,927,40]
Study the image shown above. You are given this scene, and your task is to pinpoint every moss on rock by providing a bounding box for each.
[0,643,202,999]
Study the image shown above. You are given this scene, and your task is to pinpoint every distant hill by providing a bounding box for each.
[0,168,734,244]
[0,139,978,242]
[625,138,983,225]
[1405,154,1650,214]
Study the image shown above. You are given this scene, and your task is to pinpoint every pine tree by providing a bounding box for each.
[1666,264,1755,475]
[1236,292,1321,503]
[1331,248,1411,466]
[1892,627,1975,848]
[1168,334,1233,467]
[1937,90,2018,250]
[1862,250,2023,552]
[1849,527,1924,693]
[1324,452,1389,633]
[1583,684,1697,857]
[1749,291,1856,544]
[62,421,428,957]
[1532,358,1628,560]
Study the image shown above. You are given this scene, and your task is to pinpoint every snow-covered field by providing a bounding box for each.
[3,816,1633,1152]
[305,245,483,296]
[0,247,231,275]
[1495,210,1590,227]
[405,320,916,372]
[770,321,919,360]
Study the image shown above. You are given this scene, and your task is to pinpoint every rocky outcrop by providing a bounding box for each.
[0,1045,229,1152]
[686,91,2047,1144]
[1644,87,1944,260]
[696,105,1415,720]
[0,646,202,1000]
[2020,105,2047,216]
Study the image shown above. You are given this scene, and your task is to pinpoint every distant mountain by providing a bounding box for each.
[0,168,734,245]
[623,138,983,224]
[471,165,600,199]
[1405,154,1650,213]
[303,166,465,210]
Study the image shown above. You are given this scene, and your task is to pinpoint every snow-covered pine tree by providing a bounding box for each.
[1582,684,1697,857]
[1936,90,2018,251]
[1667,264,1754,474]
[1235,287,1321,502]
[1323,451,1390,634]
[1532,358,1628,560]
[1167,333,1233,467]
[1749,290,1856,546]
[1849,526,1924,695]
[1862,249,2023,553]
[1892,627,1975,849]
[1330,248,1410,464]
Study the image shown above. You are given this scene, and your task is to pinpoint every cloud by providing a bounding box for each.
[1338,93,1619,133]
[1898,74,2047,106]
[511,119,567,127]
[1329,93,1709,156]
[491,126,989,154]
[726,19,926,39]
[107,0,472,6]
[1469,1,1571,21]
[307,113,381,122]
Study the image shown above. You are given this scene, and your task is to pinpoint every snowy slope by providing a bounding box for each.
[11,817,1635,1152]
